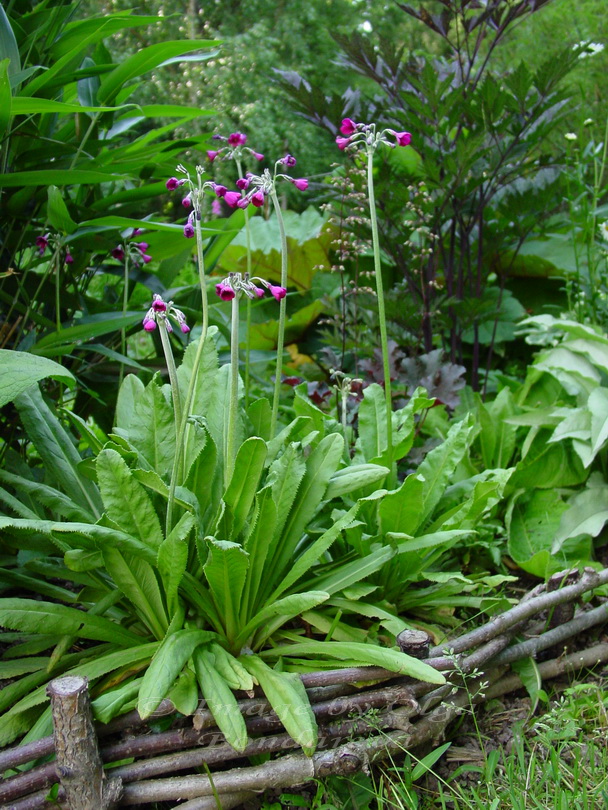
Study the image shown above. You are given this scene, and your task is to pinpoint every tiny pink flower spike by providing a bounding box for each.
[336,136,351,150]
[253,152,264,161]
[392,130,412,146]
[251,190,265,207]
[207,150,219,162]
[340,118,357,136]
[224,191,241,208]
[143,318,156,332]
[269,284,287,301]
[293,178,308,191]
[182,195,192,208]
[166,177,184,190]
[112,246,125,260]
[183,223,195,238]
[65,251,74,264]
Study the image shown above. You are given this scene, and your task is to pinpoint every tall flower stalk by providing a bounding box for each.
[337,119,412,463]
[215,273,286,484]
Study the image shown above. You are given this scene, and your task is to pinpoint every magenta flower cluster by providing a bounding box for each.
[35,233,73,265]
[206,131,264,164]
[215,273,287,303]
[336,118,412,151]
[111,229,152,265]
[142,293,190,334]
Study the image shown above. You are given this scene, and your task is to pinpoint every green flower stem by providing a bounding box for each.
[269,188,288,437]
[158,318,182,445]
[236,157,253,406]
[226,293,240,487]
[119,250,130,387]
[165,212,209,535]
[53,245,62,334]
[366,145,393,462]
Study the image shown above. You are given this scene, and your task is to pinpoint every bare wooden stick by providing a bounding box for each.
[430,567,608,656]
[175,791,254,810]
[47,675,122,810]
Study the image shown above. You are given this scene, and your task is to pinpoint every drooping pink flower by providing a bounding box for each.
[134,242,149,252]
[336,136,351,150]
[250,191,265,207]
[141,254,152,264]
[111,246,125,261]
[293,178,308,191]
[213,184,227,198]
[269,284,287,301]
[340,118,357,136]
[391,130,412,146]
[152,296,167,312]
[228,132,247,147]
[236,177,250,190]
[180,322,191,334]
[253,152,264,161]
[183,223,195,238]
[207,150,219,162]
[280,154,297,166]
[212,199,222,216]
[65,251,74,264]
[237,197,250,209]
[182,195,192,208]
[216,282,236,301]
[252,285,265,297]
[143,318,156,332]
[224,191,241,208]
[166,177,184,190]
[35,234,49,255]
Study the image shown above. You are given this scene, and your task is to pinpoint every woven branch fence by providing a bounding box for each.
[2,566,608,810]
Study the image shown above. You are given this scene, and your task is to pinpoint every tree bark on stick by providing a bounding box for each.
[47,675,122,810]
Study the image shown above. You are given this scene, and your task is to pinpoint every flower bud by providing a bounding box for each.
[392,130,412,146]
[182,196,192,208]
[135,242,149,252]
[112,246,125,260]
[166,177,184,189]
[237,197,250,209]
[253,152,264,161]
[269,284,287,301]
[143,318,156,332]
[251,191,265,207]
[224,191,241,208]
[336,136,351,150]
[213,184,228,198]
[65,251,74,264]
[281,154,297,166]
[152,295,167,312]
[180,322,191,334]
[141,254,153,264]
[236,177,250,190]
[207,150,219,162]
[183,223,195,238]
[293,178,308,191]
